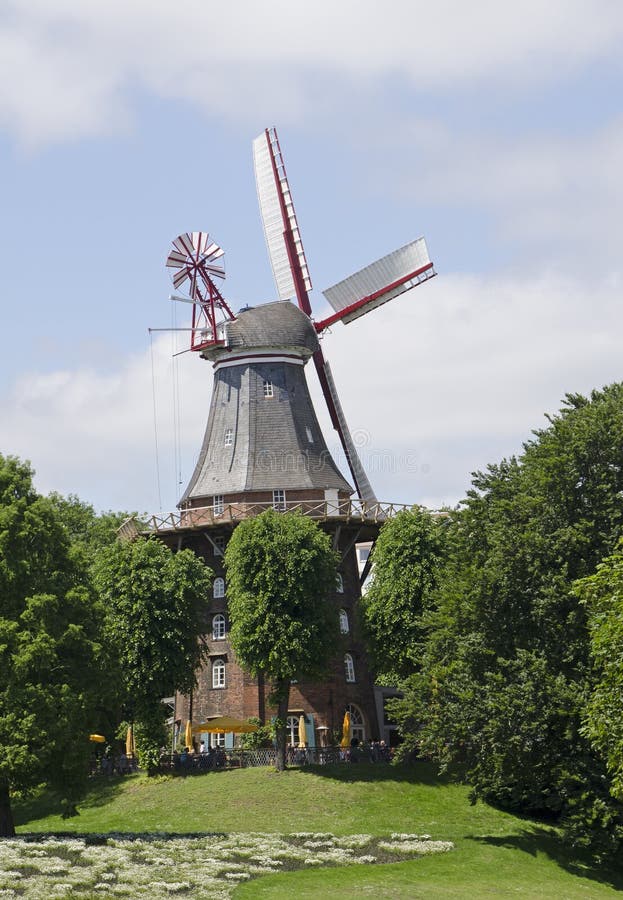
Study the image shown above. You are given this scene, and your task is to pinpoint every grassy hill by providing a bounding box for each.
[13,762,622,898]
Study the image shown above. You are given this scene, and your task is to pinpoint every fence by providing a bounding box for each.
[157,744,392,773]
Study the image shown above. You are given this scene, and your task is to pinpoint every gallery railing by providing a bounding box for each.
[118,499,448,540]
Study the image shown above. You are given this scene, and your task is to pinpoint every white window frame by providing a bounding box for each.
[213,577,225,599]
[286,715,299,746]
[224,428,233,447]
[210,732,225,748]
[213,495,224,516]
[336,572,344,593]
[345,653,355,683]
[212,613,226,640]
[339,609,349,634]
[212,658,226,689]
[346,703,366,743]
[263,379,274,398]
[272,489,286,511]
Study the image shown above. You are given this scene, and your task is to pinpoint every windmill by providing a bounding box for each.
[153,128,436,746]
[167,126,436,507]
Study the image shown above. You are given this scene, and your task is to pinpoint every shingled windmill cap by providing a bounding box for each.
[202,300,320,364]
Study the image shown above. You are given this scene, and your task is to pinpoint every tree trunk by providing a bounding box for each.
[274,679,290,772]
[0,777,15,837]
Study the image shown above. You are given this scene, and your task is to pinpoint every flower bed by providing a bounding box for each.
[0,832,454,898]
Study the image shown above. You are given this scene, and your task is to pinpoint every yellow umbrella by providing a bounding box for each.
[89,734,106,743]
[340,711,351,749]
[126,725,135,757]
[191,716,259,734]
[298,715,307,748]
[184,720,193,749]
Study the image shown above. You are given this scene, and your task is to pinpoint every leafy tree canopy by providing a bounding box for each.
[0,456,107,835]
[93,537,213,770]
[575,539,623,802]
[390,384,623,862]
[225,509,338,768]
[362,507,447,681]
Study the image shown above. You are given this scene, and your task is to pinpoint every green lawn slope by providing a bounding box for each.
[14,762,622,898]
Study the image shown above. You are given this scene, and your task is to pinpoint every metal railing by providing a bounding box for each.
[157,745,393,773]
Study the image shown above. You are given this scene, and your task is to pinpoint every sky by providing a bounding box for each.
[1,0,622,515]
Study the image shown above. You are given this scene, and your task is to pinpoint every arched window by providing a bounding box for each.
[213,577,225,599]
[344,653,355,683]
[212,658,226,689]
[339,609,349,634]
[336,573,344,594]
[346,703,366,742]
[212,614,226,640]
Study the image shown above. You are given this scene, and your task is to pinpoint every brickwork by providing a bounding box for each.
[160,518,380,743]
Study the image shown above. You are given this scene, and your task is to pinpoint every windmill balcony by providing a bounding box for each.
[118,498,428,540]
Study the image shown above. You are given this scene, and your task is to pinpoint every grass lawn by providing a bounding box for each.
[12,762,623,898]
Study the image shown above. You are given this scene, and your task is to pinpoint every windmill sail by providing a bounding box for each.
[252,126,378,505]
[318,238,435,329]
[321,359,378,505]
[253,128,312,305]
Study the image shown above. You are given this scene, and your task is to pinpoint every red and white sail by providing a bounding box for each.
[317,238,435,331]
[253,128,312,311]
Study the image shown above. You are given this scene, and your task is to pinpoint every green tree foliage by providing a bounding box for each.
[93,537,212,771]
[575,539,623,801]
[0,456,107,836]
[392,385,623,862]
[224,509,338,770]
[362,507,447,681]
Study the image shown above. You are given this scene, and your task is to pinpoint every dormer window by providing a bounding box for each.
[305,426,313,443]
[263,379,274,398]
[224,428,233,447]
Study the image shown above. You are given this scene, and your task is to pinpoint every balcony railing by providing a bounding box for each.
[119,499,425,539]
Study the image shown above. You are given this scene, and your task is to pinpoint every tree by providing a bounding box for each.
[0,455,107,836]
[362,507,447,682]
[224,509,338,770]
[93,537,212,772]
[575,539,623,802]
[390,384,623,861]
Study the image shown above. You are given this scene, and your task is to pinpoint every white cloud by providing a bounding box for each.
[2,0,623,146]
[2,272,620,513]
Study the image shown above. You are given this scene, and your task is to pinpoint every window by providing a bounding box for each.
[305,426,313,443]
[286,715,299,746]
[210,732,225,748]
[357,546,370,564]
[212,614,226,640]
[213,536,226,556]
[346,703,366,743]
[263,379,273,398]
[273,489,286,511]
[213,495,224,516]
[213,577,225,599]
[212,658,226,688]
[345,653,355,683]
[336,573,344,593]
[339,609,349,634]
[224,428,233,447]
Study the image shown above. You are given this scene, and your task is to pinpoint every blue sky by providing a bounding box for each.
[1,1,622,514]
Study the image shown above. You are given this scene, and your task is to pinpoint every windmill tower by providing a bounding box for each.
[152,128,436,750]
